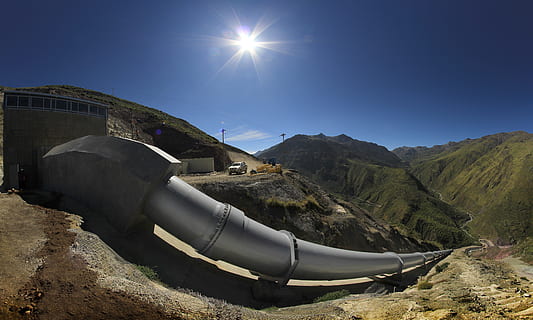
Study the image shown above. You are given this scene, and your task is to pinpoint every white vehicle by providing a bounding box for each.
[228,161,247,175]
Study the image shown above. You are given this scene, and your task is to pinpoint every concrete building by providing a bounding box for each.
[2,90,107,189]
[180,157,215,174]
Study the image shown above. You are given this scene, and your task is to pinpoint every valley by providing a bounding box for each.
[393,131,532,246]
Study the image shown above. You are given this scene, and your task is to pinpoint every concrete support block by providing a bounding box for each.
[42,135,180,232]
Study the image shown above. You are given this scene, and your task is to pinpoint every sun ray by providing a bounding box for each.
[212,50,244,79]
[249,49,262,83]
[251,16,277,39]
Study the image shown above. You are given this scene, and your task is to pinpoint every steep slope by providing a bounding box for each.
[394,131,533,244]
[258,134,473,248]
[0,85,233,171]
[183,171,431,253]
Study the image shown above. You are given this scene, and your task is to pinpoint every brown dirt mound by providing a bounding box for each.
[0,194,180,320]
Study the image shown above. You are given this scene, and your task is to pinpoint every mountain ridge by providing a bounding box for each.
[257,133,474,248]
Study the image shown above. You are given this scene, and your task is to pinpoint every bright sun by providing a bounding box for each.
[238,33,257,53]
[208,16,289,79]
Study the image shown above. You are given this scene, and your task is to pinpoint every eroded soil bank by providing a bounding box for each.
[0,193,184,320]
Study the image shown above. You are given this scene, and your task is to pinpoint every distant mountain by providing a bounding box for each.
[258,134,473,248]
[257,133,404,187]
[394,131,533,244]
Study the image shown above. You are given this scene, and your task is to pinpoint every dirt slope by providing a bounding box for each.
[0,193,188,320]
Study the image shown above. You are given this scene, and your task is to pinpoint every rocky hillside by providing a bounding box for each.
[394,131,533,245]
[182,171,432,253]
[0,85,234,171]
[257,134,474,248]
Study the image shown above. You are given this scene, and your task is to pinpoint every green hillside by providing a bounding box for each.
[395,132,533,244]
[258,134,474,248]
[342,160,471,248]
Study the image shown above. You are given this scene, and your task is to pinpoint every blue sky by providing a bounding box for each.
[2,0,532,153]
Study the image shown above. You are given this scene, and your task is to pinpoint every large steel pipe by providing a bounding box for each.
[145,176,293,279]
[291,241,402,280]
[43,135,452,284]
[143,171,450,282]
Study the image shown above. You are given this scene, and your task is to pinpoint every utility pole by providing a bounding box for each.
[280,133,286,142]
[221,129,226,144]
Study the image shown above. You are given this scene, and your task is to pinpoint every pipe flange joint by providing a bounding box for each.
[198,203,231,255]
[278,230,299,286]
[384,252,404,275]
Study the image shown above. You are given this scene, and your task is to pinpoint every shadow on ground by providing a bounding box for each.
[22,190,441,309]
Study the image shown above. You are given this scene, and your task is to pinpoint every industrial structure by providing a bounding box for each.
[43,135,451,285]
[2,90,107,189]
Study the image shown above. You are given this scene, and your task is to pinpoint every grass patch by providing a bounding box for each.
[313,289,350,303]
[135,265,160,282]
[261,306,279,312]
[265,195,321,211]
[417,281,433,290]
[435,262,450,273]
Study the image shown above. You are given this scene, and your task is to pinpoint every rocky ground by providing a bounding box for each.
[1,191,532,319]
[331,251,533,319]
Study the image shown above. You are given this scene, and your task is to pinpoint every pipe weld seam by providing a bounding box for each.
[198,203,231,255]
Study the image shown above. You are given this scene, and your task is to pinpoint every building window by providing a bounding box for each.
[31,97,44,109]
[18,96,29,107]
[6,95,17,107]
[4,93,106,117]
[79,103,88,113]
[56,99,67,110]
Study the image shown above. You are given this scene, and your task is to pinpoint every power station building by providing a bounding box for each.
[2,90,108,189]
